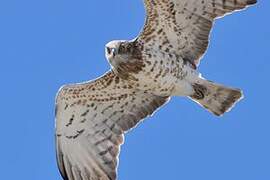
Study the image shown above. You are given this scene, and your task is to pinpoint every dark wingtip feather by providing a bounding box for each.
[56,138,69,180]
[247,0,257,5]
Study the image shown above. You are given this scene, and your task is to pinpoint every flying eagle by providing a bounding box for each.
[55,0,257,179]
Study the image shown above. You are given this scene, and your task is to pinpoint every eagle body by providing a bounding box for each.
[106,40,198,97]
[55,0,257,179]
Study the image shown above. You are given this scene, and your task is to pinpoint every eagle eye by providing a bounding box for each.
[106,47,111,54]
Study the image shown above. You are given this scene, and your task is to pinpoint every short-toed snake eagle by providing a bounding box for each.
[55,0,257,179]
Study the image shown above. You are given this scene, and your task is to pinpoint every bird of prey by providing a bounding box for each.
[55,0,257,179]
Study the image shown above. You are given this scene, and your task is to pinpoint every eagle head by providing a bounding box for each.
[105,40,128,62]
[105,40,143,80]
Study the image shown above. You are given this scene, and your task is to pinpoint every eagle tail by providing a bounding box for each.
[189,80,243,116]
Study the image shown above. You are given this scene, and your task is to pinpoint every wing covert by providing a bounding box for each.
[55,71,169,180]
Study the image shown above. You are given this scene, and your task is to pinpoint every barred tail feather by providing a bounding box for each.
[190,80,243,116]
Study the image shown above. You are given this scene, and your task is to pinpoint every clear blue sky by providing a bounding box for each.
[0,1,269,180]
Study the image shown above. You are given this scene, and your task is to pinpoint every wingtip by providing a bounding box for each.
[247,0,257,5]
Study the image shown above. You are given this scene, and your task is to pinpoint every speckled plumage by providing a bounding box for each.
[55,0,257,179]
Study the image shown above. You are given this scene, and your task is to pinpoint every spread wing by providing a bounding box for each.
[55,71,169,180]
[137,0,257,67]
